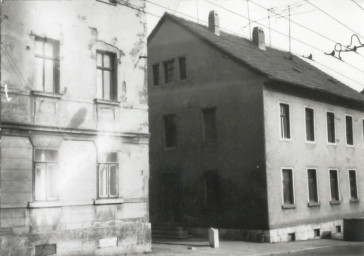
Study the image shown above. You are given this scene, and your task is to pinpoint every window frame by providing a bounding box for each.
[306,168,320,206]
[33,148,59,202]
[304,107,315,143]
[326,111,336,145]
[96,50,118,101]
[163,114,177,149]
[178,56,187,81]
[202,170,220,209]
[34,36,60,94]
[163,59,175,84]
[97,152,119,199]
[281,167,295,208]
[152,63,160,86]
[202,107,217,145]
[345,114,354,147]
[348,169,359,202]
[328,169,341,204]
[362,119,364,146]
[279,102,291,141]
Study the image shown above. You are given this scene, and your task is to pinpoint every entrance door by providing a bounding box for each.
[159,172,182,224]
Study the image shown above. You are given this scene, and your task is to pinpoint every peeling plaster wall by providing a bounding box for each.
[0,0,150,255]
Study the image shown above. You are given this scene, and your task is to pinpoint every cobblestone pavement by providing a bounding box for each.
[129,238,364,255]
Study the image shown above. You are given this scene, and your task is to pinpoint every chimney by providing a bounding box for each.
[252,27,266,50]
[208,10,220,36]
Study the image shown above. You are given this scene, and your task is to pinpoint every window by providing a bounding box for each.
[34,37,60,93]
[349,170,358,201]
[34,148,59,201]
[329,170,340,202]
[307,169,319,203]
[152,64,160,86]
[179,57,187,80]
[203,170,219,208]
[282,169,294,205]
[98,152,118,198]
[280,103,290,139]
[164,60,175,83]
[202,107,217,144]
[305,108,315,141]
[362,119,364,143]
[97,51,117,101]
[346,115,354,145]
[327,112,336,143]
[164,114,177,148]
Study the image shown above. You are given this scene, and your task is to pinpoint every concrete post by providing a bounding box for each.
[208,227,219,248]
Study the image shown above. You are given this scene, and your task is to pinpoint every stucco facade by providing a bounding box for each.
[148,15,268,233]
[148,12,364,242]
[0,1,150,255]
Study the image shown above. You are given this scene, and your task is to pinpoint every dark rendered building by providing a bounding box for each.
[148,11,364,242]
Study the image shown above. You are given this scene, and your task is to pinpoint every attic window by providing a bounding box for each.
[293,68,302,73]
[328,78,336,84]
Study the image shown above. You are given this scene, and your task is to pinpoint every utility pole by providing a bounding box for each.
[246,0,252,40]
[268,8,272,47]
[288,5,291,53]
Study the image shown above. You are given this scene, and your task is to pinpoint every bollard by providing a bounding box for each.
[208,227,219,248]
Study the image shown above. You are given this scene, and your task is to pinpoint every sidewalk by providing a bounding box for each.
[136,238,364,255]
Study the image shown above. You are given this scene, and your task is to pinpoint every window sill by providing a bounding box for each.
[94,98,120,106]
[31,90,62,99]
[28,201,62,208]
[282,204,296,209]
[350,199,360,204]
[307,202,321,207]
[330,200,341,205]
[94,198,124,205]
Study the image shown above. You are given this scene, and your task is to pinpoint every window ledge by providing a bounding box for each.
[308,202,321,207]
[94,98,120,106]
[94,198,124,205]
[28,201,62,208]
[282,204,296,209]
[31,90,62,99]
[350,199,360,204]
[330,200,341,205]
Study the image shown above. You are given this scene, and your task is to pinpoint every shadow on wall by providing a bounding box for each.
[67,107,87,128]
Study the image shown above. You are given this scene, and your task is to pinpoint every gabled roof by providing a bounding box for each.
[148,13,364,103]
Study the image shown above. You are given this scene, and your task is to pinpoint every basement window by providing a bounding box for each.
[98,152,118,198]
[34,37,60,93]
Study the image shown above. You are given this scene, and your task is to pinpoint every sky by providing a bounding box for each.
[146,0,364,92]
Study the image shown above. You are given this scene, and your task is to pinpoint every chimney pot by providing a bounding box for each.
[208,11,220,36]
[252,27,266,50]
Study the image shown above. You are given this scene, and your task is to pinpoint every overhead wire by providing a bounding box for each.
[350,0,364,11]
[304,0,364,39]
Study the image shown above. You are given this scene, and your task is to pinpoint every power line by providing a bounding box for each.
[304,0,364,39]
[146,1,364,84]
[350,0,364,11]
[200,0,364,73]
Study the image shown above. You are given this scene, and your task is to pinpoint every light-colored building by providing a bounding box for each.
[0,1,150,255]
[148,11,364,242]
